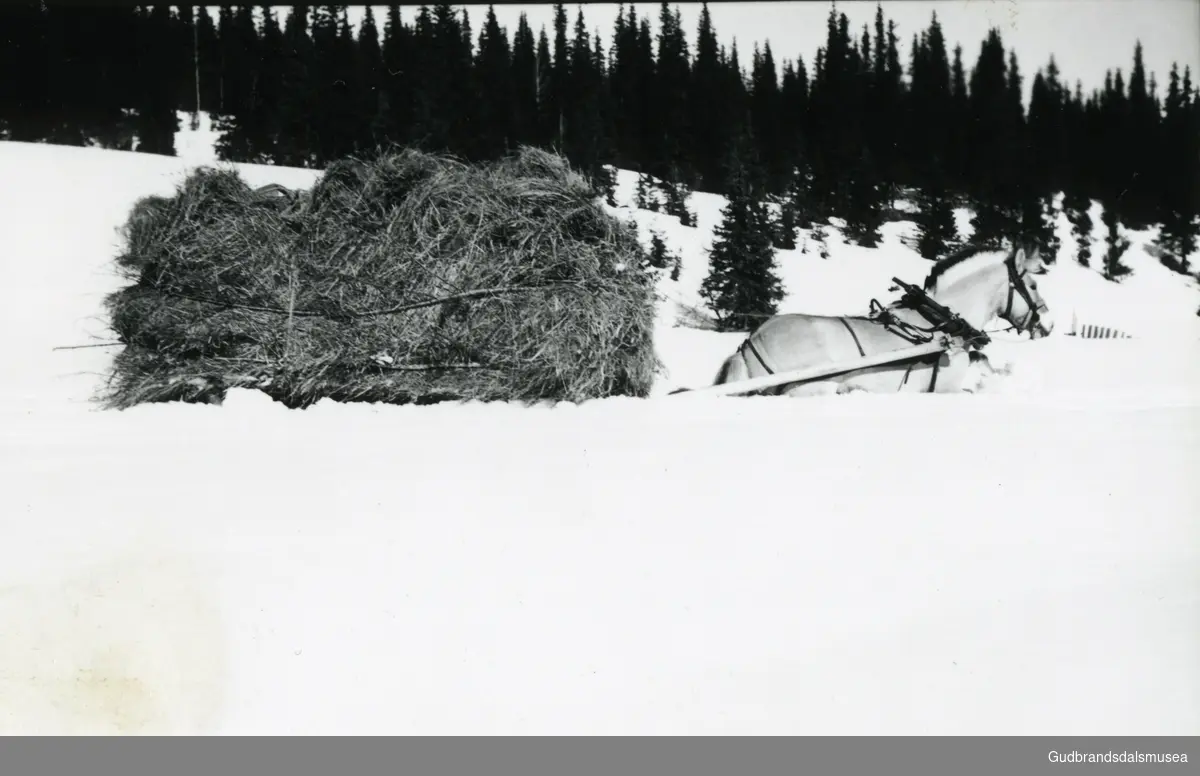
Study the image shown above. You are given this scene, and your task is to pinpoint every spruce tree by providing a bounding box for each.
[246,5,282,161]
[778,57,809,201]
[966,29,1022,245]
[475,5,514,158]
[608,4,639,172]
[175,5,199,118]
[662,173,695,226]
[1155,64,1199,270]
[647,230,671,270]
[357,6,385,150]
[566,9,604,178]
[535,29,554,148]
[1063,189,1094,267]
[635,173,659,212]
[1123,42,1160,228]
[591,31,619,205]
[842,147,886,247]
[132,5,179,156]
[275,5,315,166]
[213,5,264,162]
[699,128,785,332]
[195,6,221,115]
[772,192,798,250]
[510,14,539,147]
[651,3,692,188]
[632,15,657,173]
[43,4,94,145]
[866,7,903,204]
[689,3,726,193]
[914,171,959,260]
[377,5,414,146]
[749,42,784,193]
[549,3,570,150]
[1101,203,1132,280]
[786,160,816,230]
[947,44,969,191]
[334,7,366,157]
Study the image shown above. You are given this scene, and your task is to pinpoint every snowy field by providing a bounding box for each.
[0,121,1197,735]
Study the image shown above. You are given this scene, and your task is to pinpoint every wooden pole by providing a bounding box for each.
[671,341,948,398]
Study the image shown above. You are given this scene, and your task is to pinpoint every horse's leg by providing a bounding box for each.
[960,350,1011,393]
[929,350,975,393]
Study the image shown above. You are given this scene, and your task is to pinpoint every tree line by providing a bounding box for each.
[1,2,1197,328]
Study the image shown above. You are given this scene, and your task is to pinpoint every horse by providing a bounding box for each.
[705,238,1054,397]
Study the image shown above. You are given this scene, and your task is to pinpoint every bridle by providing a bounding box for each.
[1001,248,1050,338]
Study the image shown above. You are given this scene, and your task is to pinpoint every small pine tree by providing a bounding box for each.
[1019,193,1060,261]
[841,149,887,247]
[1101,204,1132,281]
[593,165,617,208]
[670,253,682,281]
[914,178,959,260]
[810,220,831,259]
[635,173,659,211]
[699,138,784,331]
[1154,63,1199,274]
[1156,210,1198,274]
[789,164,816,229]
[661,178,695,226]
[1063,189,1093,266]
[772,194,798,250]
[1041,196,1064,259]
[648,230,671,269]
[969,202,1017,248]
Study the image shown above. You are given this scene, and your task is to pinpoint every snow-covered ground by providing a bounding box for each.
[0,123,1197,735]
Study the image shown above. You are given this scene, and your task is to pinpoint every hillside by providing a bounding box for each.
[0,132,1196,735]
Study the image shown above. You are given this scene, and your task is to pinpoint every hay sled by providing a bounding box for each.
[102,148,660,409]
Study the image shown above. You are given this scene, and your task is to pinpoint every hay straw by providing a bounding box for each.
[103,147,660,408]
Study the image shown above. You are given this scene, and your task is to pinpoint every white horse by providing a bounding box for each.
[706,239,1054,396]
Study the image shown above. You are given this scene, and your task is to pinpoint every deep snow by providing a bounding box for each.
[0,123,1197,735]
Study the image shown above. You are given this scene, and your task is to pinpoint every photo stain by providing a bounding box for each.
[0,541,229,735]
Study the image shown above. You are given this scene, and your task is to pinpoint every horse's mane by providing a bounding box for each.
[923,242,1009,291]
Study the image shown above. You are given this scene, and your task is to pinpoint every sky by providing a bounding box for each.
[333,1,1200,102]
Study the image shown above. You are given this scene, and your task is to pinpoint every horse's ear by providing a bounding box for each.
[1023,244,1049,274]
[1013,242,1045,273]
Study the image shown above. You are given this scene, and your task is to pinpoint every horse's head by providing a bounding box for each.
[999,238,1054,339]
[924,238,1056,340]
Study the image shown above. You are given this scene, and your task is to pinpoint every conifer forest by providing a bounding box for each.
[2,2,1197,287]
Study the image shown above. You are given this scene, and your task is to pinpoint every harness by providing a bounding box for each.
[737,250,1045,394]
[859,252,1044,391]
[867,279,992,350]
[1002,257,1049,337]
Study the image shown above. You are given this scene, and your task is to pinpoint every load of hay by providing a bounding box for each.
[102,147,660,409]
